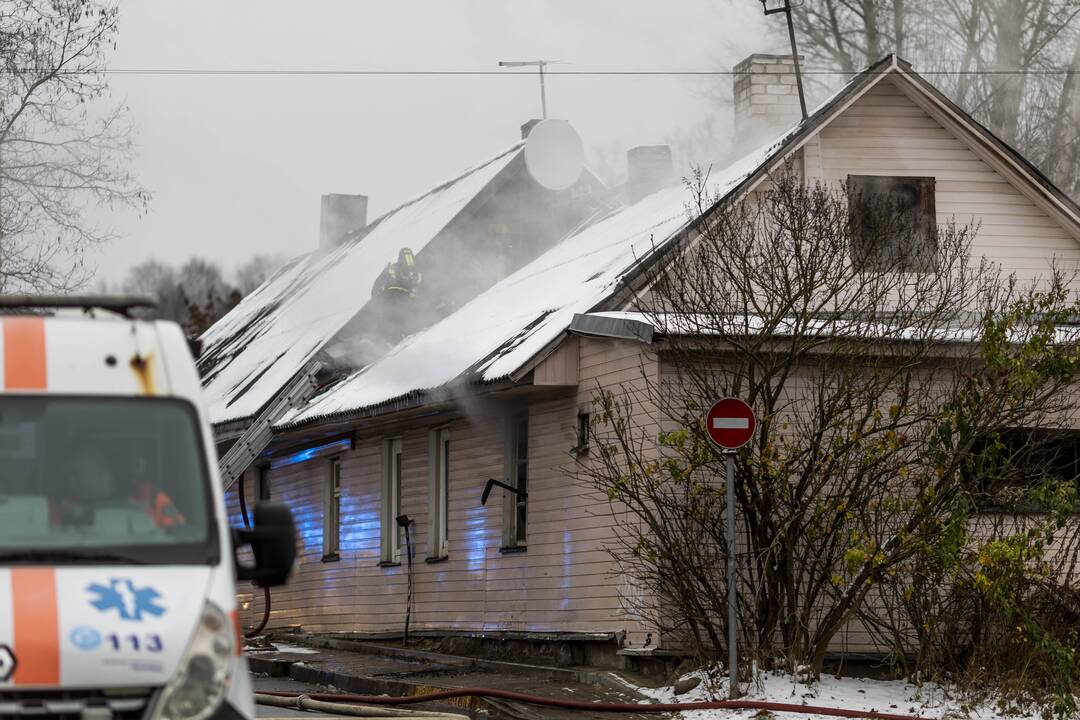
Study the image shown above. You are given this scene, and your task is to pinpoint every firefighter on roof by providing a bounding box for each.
[373,247,422,299]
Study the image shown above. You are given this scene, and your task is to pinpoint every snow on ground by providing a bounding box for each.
[635,669,1051,720]
[265,643,321,655]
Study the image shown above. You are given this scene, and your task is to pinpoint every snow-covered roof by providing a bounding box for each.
[277,53,1079,429]
[277,137,787,427]
[198,142,524,426]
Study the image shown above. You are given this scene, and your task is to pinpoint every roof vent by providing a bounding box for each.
[626,145,673,204]
[319,194,368,251]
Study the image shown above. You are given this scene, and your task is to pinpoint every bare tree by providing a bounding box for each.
[234,253,285,295]
[580,170,1080,709]
[0,0,148,292]
[121,259,182,322]
[121,256,240,335]
[791,0,1080,194]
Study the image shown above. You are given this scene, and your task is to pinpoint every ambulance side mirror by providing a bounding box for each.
[233,502,296,588]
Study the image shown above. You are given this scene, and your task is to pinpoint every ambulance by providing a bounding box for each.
[0,296,296,720]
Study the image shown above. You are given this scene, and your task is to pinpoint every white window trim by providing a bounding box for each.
[381,438,403,564]
[324,457,342,559]
[427,428,450,559]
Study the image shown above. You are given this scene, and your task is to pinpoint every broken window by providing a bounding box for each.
[847,175,937,273]
[503,414,529,551]
[428,428,450,560]
[381,438,403,564]
[323,457,341,560]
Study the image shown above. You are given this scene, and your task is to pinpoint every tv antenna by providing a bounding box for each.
[758,0,808,120]
[498,59,555,119]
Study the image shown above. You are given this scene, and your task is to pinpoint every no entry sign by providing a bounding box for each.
[706,397,755,450]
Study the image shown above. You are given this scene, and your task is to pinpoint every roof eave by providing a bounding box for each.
[275,375,519,432]
[889,64,1080,239]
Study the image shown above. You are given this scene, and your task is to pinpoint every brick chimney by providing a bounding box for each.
[319,194,367,251]
[733,54,804,149]
[626,145,673,204]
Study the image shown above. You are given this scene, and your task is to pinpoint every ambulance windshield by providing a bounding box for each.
[0,396,217,565]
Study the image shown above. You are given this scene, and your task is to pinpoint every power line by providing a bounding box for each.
[13,68,1080,77]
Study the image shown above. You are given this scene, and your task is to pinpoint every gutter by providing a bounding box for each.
[273,375,520,433]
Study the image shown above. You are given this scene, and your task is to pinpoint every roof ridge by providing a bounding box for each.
[336,141,525,248]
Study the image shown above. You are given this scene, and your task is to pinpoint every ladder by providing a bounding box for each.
[218,359,324,492]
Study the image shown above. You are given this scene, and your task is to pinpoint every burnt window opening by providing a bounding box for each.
[848,175,937,273]
[965,429,1080,513]
[571,411,591,458]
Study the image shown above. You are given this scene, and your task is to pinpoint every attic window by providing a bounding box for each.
[847,175,937,273]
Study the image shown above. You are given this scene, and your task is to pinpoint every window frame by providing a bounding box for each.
[427,427,450,561]
[381,437,403,565]
[502,413,529,552]
[847,174,937,273]
[323,456,342,562]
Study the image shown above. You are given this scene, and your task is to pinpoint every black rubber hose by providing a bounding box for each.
[403,520,414,644]
[237,472,271,639]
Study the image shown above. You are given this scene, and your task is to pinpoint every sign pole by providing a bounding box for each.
[726,450,737,698]
[705,396,754,699]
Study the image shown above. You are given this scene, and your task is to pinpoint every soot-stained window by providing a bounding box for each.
[848,175,937,273]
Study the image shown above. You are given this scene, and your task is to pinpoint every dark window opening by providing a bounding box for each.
[438,430,449,557]
[257,465,271,502]
[848,175,937,273]
[514,415,528,546]
[571,412,590,457]
[966,429,1080,513]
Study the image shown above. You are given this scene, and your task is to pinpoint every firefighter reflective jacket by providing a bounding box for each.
[374,248,422,298]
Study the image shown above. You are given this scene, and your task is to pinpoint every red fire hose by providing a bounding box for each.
[259,689,926,720]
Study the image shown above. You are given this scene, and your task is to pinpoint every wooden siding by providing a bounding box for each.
[227,337,660,640]
[226,74,1080,652]
[534,336,580,386]
[817,78,1080,279]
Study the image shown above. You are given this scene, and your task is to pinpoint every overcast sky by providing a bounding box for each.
[91,1,793,285]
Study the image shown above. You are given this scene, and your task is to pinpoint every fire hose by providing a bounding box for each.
[258,689,927,720]
[254,692,469,719]
[237,473,271,639]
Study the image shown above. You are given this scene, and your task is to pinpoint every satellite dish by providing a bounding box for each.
[524,119,584,191]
